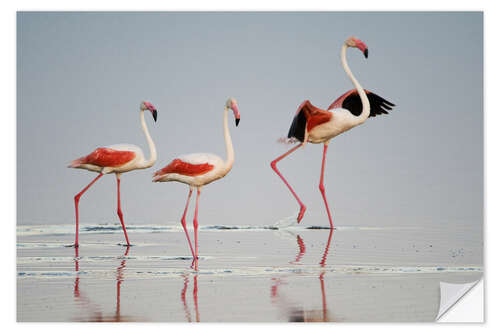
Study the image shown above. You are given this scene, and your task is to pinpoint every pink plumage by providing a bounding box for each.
[327,89,367,111]
[154,158,214,177]
[70,148,136,168]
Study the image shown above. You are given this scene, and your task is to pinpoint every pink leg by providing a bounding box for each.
[319,144,334,229]
[270,143,307,223]
[116,174,131,246]
[193,188,201,270]
[74,173,104,247]
[180,188,196,262]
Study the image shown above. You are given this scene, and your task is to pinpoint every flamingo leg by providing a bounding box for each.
[319,144,334,229]
[73,173,104,247]
[116,174,131,246]
[193,188,201,270]
[181,188,196,261]
[270,143,307,223]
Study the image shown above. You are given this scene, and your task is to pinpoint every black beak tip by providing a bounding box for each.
[235,118,240,127]
[364,49,369,58]
[152,110,158,122]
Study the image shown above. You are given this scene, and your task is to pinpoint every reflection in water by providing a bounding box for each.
[291,235,306,264]
[181,273,200,322]
[73,247,136,321]
[319,229,333,268]
[271,230,334,322]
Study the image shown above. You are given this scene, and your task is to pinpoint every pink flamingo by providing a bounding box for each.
[153,98,240,269]
[271,37,395,228]
[68,102,158,247]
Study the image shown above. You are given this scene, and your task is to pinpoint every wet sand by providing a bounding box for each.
[17,221,482,322]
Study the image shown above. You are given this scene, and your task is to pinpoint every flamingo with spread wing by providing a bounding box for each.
[271,37,395,228]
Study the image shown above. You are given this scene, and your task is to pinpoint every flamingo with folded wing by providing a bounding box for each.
[153,97,240,269]
[68,101,158,247]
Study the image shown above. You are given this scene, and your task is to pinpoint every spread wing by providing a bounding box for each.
[328,89,395,117]
[287,100,332,142]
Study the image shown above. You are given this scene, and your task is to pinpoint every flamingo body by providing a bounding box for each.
[288,90,394,145]
[69,145,148,174]
[153,153,226,187]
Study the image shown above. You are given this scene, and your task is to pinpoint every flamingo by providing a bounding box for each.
[68,101,158,247]
[271,36,395,228]
[153,97,240,269]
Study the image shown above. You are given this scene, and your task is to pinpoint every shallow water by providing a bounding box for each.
[17,222,482,322]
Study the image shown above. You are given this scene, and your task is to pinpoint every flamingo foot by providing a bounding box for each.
[297,205,307,223]
[65,244,79,248]
[190,257,199,269]
[117,243,134,247]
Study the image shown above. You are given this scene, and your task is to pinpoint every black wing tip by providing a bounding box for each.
[287,109,307,142]
[287,126,305,142]
[367,92,396,118]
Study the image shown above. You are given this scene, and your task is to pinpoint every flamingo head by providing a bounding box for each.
[345,36,368,59]
[225,97,240,127]
[140,101,158,122]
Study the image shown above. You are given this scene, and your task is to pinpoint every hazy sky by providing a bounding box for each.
[17,12,483,229]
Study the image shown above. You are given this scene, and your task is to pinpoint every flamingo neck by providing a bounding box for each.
[140,110,157,169]
[223,106,234,172]
[341,44,370,123]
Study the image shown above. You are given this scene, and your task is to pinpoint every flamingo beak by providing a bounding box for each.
[152,109,157,122]
[354,39,368,59]
[231,102,240,127]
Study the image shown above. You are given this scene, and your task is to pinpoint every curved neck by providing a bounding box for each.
[341,44,370,121]
[140,110,157,168]
[223,106,234,171]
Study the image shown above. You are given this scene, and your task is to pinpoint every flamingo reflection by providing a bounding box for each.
[180,273,200,322]
[73,246,135,321]
[271,230,334,322]
[291,235,306,264]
